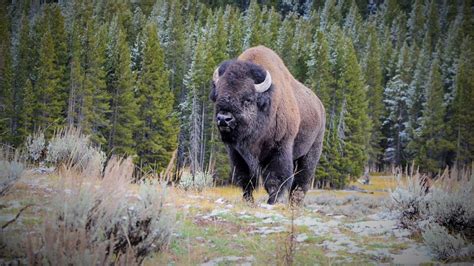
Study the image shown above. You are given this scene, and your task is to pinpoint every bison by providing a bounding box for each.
[210,46,325,205]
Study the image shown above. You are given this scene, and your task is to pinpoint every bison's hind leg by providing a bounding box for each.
[290,137,323,206]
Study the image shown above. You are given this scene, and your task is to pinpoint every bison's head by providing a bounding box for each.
[209,60,273,143]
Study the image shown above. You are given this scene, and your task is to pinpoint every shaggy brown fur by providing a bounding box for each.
[211,45,325,205]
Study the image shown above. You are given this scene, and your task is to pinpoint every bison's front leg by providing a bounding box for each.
[228,147,257,203]
[262,148,294,205]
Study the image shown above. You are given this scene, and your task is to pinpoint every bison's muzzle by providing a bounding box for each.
[216,111,235,132]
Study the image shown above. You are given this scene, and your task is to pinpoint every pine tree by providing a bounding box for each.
[290,18,313,82]
[135,22,178,173]
[307,30,336,187]
[105,17,139,156]
[242,0,263,49]
[450,38,474,168]
[319,0,341,30]
[226,6,244,58]
[339,37,371,180]
[415,55,451,173]
[276,12,296,64]
[86,23,110,146]
[13,13,34,145]
[363,23,384,169]
[163,1,186,97]
[343,1,364,53]
[67,16,84,127]
[380,0,400,26]
[261,7,281,50]
[383,42,411,166]
[315,27,370,187]
[407,0,425,45]
[80,8,111,146]
[306,30,332,104]
[440,14,463,107]
[0,2,13,143]
[34,27,63,136]
[47,4,68,119]
[406,42,430,159]
[423,0,440,51]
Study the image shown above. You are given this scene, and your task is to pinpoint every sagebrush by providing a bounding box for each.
[179,170,213,191]
[46,127,106,176]
[390,168,474,260]
[0,147,24,196]
[27,157,175,264]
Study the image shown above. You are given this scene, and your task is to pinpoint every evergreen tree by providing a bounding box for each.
[383,43,411,166]
[47,5,68,119]
[380,0,400,26]
[307,30,336,187]
[66,28,84,127]
[343,0,364,54]
[261,7,281,50]
[135,22,178,173]
[242,0,263,49]
[105,18,139,156]
[315,27,370,187]
[0,2,13,143]
[226,6,244,58]
[363,23,384,169]
[338,37,371,181]
[406,42,430,159]
[415,55,451,173]
[275,12,296,64]
[423,0,440,51]
[13,14,34,145]
[306,30,332,105]
[34,27,63,136]
[162,1,186,98]
[450,38,474,168]
[406,0,425,45]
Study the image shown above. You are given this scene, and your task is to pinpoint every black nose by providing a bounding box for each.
[217,112,234,126]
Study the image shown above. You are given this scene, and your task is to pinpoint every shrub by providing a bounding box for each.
[26,131,45,162]
[426,172,474,233]
[46,127,105,176]
[27,157,175,264]
[179,170,213,191]
[0,148,24,196]
[390,173,430,230]
[390,168,474,261]
[422,224,474,261]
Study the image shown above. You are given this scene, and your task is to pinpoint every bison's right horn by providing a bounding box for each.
[213,67,220,83]
[254,71,272,93]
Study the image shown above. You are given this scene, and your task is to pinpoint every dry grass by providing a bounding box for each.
[0,147,25,196]
[390,166,474,261]
[1,155,175,265]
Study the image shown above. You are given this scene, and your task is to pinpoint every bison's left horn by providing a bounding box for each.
[254,71,272,93]
[213,67,220,83]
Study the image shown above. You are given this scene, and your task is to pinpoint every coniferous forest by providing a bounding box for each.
[0,0,473,188]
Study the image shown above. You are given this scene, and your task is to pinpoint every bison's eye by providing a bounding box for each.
[242,97,253,107]
[209,82,217,102]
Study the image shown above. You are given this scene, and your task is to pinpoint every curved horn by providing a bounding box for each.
[254,71,272,93]
[213,67,220,83]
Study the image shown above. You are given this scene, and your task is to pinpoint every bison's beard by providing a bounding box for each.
[218,111,261,144]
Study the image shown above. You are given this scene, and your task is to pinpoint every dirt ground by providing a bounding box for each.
[0,172,439,265]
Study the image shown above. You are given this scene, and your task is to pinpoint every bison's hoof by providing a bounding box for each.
[243,193,254,203]
[267,192,286,205]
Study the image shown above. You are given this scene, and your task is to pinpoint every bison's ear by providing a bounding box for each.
[247,63,267,84]
[257,92,271,112]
